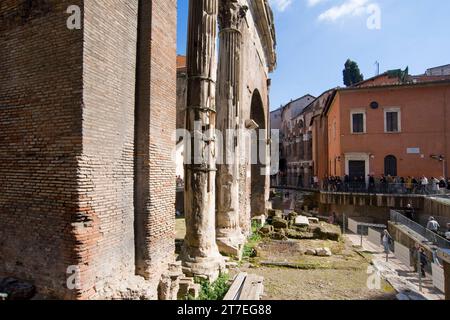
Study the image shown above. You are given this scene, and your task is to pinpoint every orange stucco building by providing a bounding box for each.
[313,79,450,182]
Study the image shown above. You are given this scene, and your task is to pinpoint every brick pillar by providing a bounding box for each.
[180,0,225,281]
[215,0,248,258]
[134,0,177,279]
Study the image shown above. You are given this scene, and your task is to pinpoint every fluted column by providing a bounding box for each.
[215,0,248,257]
[181,0,225,281]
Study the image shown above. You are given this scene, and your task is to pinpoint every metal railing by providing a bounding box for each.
[273,181,450,196]
[390,210,450,250]
[321,182,450,195]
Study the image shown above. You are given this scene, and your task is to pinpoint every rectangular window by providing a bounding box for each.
[385,110,400,133]
[352,113,365,133]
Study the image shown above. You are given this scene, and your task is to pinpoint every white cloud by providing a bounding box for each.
[318,0,370,22]
[307,0,328,7]
[269,0,294,12]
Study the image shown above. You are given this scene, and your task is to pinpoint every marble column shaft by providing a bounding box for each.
[215,0,248,257]
[181,0,224,280]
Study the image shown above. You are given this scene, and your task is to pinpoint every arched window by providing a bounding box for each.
[384,155,398,177]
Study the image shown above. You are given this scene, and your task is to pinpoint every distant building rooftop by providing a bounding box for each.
[177,55,187,73]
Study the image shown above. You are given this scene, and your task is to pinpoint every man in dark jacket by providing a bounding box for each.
[405,203,415,221]
[419,248,428,278]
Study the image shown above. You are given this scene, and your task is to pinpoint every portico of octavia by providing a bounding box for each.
[0,0,275,299]
[180,0,276,279]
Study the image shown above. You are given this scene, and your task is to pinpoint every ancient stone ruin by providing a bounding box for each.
[0,0,276,300]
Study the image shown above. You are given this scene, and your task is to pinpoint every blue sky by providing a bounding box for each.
[177,0,450,110]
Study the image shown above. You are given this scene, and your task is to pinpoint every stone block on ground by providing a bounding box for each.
[272,217,288,229]
[314,223,342,241]
[272,231,289,241]
[178,277,200,300]
[259,225,274,235]
[305,249,317,256]
[267,209,283,218]
[288,212,299,220]
[286,229,315,240]
[308,217,319,224]
[294,216,310,227]
[316,248,333,257]
[226,261,239,269]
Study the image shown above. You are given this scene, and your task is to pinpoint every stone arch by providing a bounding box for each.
[250,89,267,217]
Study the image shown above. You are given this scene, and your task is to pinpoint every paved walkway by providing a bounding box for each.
[346,233,445,300]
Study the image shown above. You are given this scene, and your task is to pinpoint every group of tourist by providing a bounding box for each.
[319,174,450,194]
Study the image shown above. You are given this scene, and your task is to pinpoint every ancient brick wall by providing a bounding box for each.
[134,0,177,280]
[78,0,139,298]
[1,0,177,300]
[0,0,84,299]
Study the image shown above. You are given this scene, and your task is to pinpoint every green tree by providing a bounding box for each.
[343,59,364,86]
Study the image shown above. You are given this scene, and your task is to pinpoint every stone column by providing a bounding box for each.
[215,0,248,257]
[181,0,225,281]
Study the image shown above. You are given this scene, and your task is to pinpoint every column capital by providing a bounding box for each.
[218,0,248,31]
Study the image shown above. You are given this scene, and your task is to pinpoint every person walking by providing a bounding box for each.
[419,248,428,278]
[421,176,429,194]
[380,175,387,193]
[412,243,420,272]
[426,217,440,234]
[313,175,319,189]
[382,229,392,262]
[368,175,376,194]
[431,177,440,194]
[412,177,419,193]
[439,177,446,190]
[406,176,413,194]
[405,203,415,221]
[344,175,350,192]
[328,212,337,225]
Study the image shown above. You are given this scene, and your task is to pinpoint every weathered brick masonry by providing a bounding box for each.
[0,0,177,299]
[0,0,84,299]
[134,0,177,281]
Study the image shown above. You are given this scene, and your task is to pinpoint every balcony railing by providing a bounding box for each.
[321,182,450,195]
[272,180,450,196]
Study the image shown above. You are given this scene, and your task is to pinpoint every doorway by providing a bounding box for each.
[348,160,366,180]
[384,155,398,177]
[250,89,266,216]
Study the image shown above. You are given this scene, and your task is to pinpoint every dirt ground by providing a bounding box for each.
[175,217,396,300]
[240,266,395,300]
[238,237,397,300]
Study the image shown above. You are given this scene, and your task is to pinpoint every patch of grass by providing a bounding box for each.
[242,222,264,259]
[193,273,231,301]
